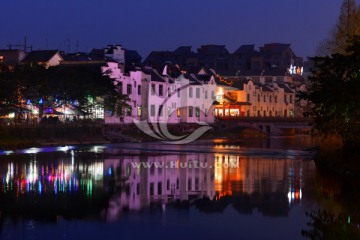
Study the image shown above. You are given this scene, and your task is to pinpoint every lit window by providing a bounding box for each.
[137,106,141,116]
[177,108,180,117]
[126,107,132,116]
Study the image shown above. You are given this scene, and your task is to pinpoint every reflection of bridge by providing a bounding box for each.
[215,117,314,136]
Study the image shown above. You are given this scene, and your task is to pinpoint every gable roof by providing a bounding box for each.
[125,50,142,63]
[142,67,166,82]
[22,50,61,63]
[233,45,255,55]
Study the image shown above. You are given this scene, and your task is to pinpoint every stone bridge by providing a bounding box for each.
[215,117,314,136]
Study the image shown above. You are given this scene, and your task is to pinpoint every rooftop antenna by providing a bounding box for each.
[67,39,71,53]
[7,36,32,52]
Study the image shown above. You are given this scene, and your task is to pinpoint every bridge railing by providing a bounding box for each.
[215,116,313,123]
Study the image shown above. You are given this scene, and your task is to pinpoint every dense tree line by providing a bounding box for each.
[0,63,129,118]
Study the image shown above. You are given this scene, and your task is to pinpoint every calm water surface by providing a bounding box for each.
[0,137,356,240]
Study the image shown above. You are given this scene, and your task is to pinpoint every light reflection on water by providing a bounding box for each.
[0,138,325,239]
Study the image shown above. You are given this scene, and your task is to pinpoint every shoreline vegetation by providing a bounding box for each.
[0,122,305,150]
[1,122,358,177]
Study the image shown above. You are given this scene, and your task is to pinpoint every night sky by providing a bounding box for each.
[0,0,345,59]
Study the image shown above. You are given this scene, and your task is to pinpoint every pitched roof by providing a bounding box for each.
[125,50,142,64]
[174,46,192,55]
[277,83,294,93]
[259,43,293,57]
[262,85,273,92]
[233,45,255,55]
[198,45,229,55]
[215,77,248,90]
[22,50,61,63]
[142,67,166,82]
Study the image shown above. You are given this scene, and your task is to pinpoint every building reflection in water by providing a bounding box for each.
[103,153,305,221]
[0,148,309,222]
[0,150,103,198]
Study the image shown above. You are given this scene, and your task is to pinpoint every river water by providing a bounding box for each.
[0,136,358,240]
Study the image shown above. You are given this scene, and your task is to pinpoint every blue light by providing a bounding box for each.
[108,168,112,175]
[39,98,43,104]
[27,99,31,105]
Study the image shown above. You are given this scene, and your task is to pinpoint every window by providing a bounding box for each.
[118,82,123,94]
[290,95,293,103]
[0,56,3,63]
[167,179,170,191]
[150,183,154,196]
[158,182,162,195]
[258,94,260,102]
[151,84,155,95]
[284,95,287,103]
[127,84,132,95]
[205,90,208,99]
[137,106,141,116]
[168,87,171,97]
[177,108,180,117]
[196,88,200,98]
[167,107,171,116]
[138,85,141,95]
[189,87,193,98]
[150,105,155,116]
[126,107,132,116]
[269,95,272,103]
[263,95,266,102]
[177,88,180,98]
[247,94,250,102]
[275,96,278,103]
[159,85,163,96]
[158,105,163,116]
[188,178,192,190]
[189,106,193,117]
[211,91,215,99]
[263,110,266,117]
[195,107,200,117]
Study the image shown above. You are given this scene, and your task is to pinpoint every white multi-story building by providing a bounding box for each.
[214,77,295,118]
[102,62,217,125]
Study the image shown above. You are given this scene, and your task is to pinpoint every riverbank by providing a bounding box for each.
[0,123,107,150]
[314,135,360,177]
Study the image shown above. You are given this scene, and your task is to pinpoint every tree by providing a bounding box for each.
[302,37,360,157]
[0,64,26,116]
[317,0,360,56]
[0,63,130,119]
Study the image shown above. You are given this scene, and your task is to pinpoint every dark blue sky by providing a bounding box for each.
[0,0,345,59]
